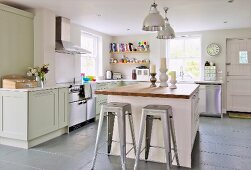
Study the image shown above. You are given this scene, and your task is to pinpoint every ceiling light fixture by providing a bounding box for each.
[142,0,164,31]
[157,7,175,39]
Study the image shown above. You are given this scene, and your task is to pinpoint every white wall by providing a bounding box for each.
[32,8,56,85]
[112,28,251,112]
[71,23,112,81]
[32,8,112,84]
[112,34,166,79]
[55,23,112,83]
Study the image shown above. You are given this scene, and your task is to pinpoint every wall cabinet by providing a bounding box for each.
[0,87,68,148]
[0,4,34,85]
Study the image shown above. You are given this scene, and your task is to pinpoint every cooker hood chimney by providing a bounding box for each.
[55,17,90,54]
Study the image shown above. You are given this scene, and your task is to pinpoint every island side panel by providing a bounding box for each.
[107,95,194,168]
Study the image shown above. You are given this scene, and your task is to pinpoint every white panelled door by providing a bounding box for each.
[226,38,251,112]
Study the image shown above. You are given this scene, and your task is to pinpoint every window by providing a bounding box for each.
[81,32,100,76]
[239,51,248,64]
[167,37,201,80]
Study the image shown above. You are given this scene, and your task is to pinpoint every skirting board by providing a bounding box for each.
[0,127,68,149]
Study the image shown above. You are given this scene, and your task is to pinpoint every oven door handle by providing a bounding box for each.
[78,100,87,105]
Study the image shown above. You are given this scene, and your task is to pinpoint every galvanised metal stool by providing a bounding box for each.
[91,102,136,170]
[134,105,180,170]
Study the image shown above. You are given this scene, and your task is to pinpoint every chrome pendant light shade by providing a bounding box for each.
[142,1,164,31]
[157,7,175,39]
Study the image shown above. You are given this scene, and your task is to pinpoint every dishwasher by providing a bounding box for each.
[197,83,222,118]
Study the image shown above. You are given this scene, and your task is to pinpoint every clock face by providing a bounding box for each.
[207,43,220,56]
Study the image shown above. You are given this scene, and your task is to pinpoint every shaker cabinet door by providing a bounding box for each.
[58,88,69,128]
[0,9,33,78]
[0,91,28,140]
[28,89,59,140]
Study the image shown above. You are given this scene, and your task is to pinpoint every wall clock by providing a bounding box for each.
[207,43,221,56]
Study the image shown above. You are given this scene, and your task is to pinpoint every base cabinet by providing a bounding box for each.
[28,89,59,140]
[0,87,68,148]
[0,91,28,140]
[58,88,69,128]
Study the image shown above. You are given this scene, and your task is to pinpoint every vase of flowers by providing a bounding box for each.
[27,64,49,88]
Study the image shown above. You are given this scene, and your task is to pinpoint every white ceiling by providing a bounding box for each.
[1,0,251,36]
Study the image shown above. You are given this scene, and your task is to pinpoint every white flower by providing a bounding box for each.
[27,71,32,77]
[34,72,38,76]
[31,69,37,74]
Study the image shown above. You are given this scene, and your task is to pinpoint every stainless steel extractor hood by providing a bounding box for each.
[55,17,90,54]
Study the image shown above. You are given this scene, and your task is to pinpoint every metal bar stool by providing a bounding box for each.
[134,105,180,170]
[91,102,136,170]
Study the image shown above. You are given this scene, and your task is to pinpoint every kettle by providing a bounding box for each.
[106,70,113,80]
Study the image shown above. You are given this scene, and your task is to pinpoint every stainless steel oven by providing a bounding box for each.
[68,83,96,131]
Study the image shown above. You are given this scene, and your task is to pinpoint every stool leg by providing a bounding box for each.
[91,107,105,170]
[117,112,126,170]
[128,112,137,155]
[145,115,153,160]
[134,112,146,170]
[169,115,180,166]
[107,112,115,154]
[161,114,171,170]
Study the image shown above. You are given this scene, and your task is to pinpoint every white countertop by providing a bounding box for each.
[194,80,223,84]
[0,84,69,92]
[95,79,148,83]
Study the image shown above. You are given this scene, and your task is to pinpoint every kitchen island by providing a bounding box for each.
[96,83,200,168]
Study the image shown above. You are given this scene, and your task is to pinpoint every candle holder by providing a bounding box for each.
[159,67,168,87]
[170,79,177,89]
[150,73,157,87]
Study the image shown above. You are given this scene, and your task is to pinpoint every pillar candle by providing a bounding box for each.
[170,71,176,81]
[150,64,156,73]
[160,58,167,69]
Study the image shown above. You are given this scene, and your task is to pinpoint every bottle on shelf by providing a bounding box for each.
[132,69,137,80]
[205,61,210,66]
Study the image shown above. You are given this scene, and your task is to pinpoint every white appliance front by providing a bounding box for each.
[69,100,87,126]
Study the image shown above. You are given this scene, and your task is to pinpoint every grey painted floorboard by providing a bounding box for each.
[0,116,250,170]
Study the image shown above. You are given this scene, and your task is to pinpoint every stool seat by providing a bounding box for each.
[91,102,136,170]
[143,105,172,111]
[105,102,130,108]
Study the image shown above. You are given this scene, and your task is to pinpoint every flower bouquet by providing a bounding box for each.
[27,64,49,87]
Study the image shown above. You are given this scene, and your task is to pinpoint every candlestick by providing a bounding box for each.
[150,73,157,87]
[159,58,168,87]
[170,79,177,89]
[160,58,166,69]
[150,64,156,73]
[169,71,176,81]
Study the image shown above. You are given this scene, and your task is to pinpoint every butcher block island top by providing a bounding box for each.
[95,83,199,99]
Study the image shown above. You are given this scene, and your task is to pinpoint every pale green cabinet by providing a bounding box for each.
[95,81,123,119]
[0,87,69,148]
[0,91,28,140]
[28,89,59,140]
[0,4,34,82]
[96,83,108,118]
[58,88,69,128]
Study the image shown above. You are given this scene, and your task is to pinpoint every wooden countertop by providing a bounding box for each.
[95,83,200,99]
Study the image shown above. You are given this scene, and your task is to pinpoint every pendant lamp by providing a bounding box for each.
[157,7,175,39]
[142,1,164,31]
